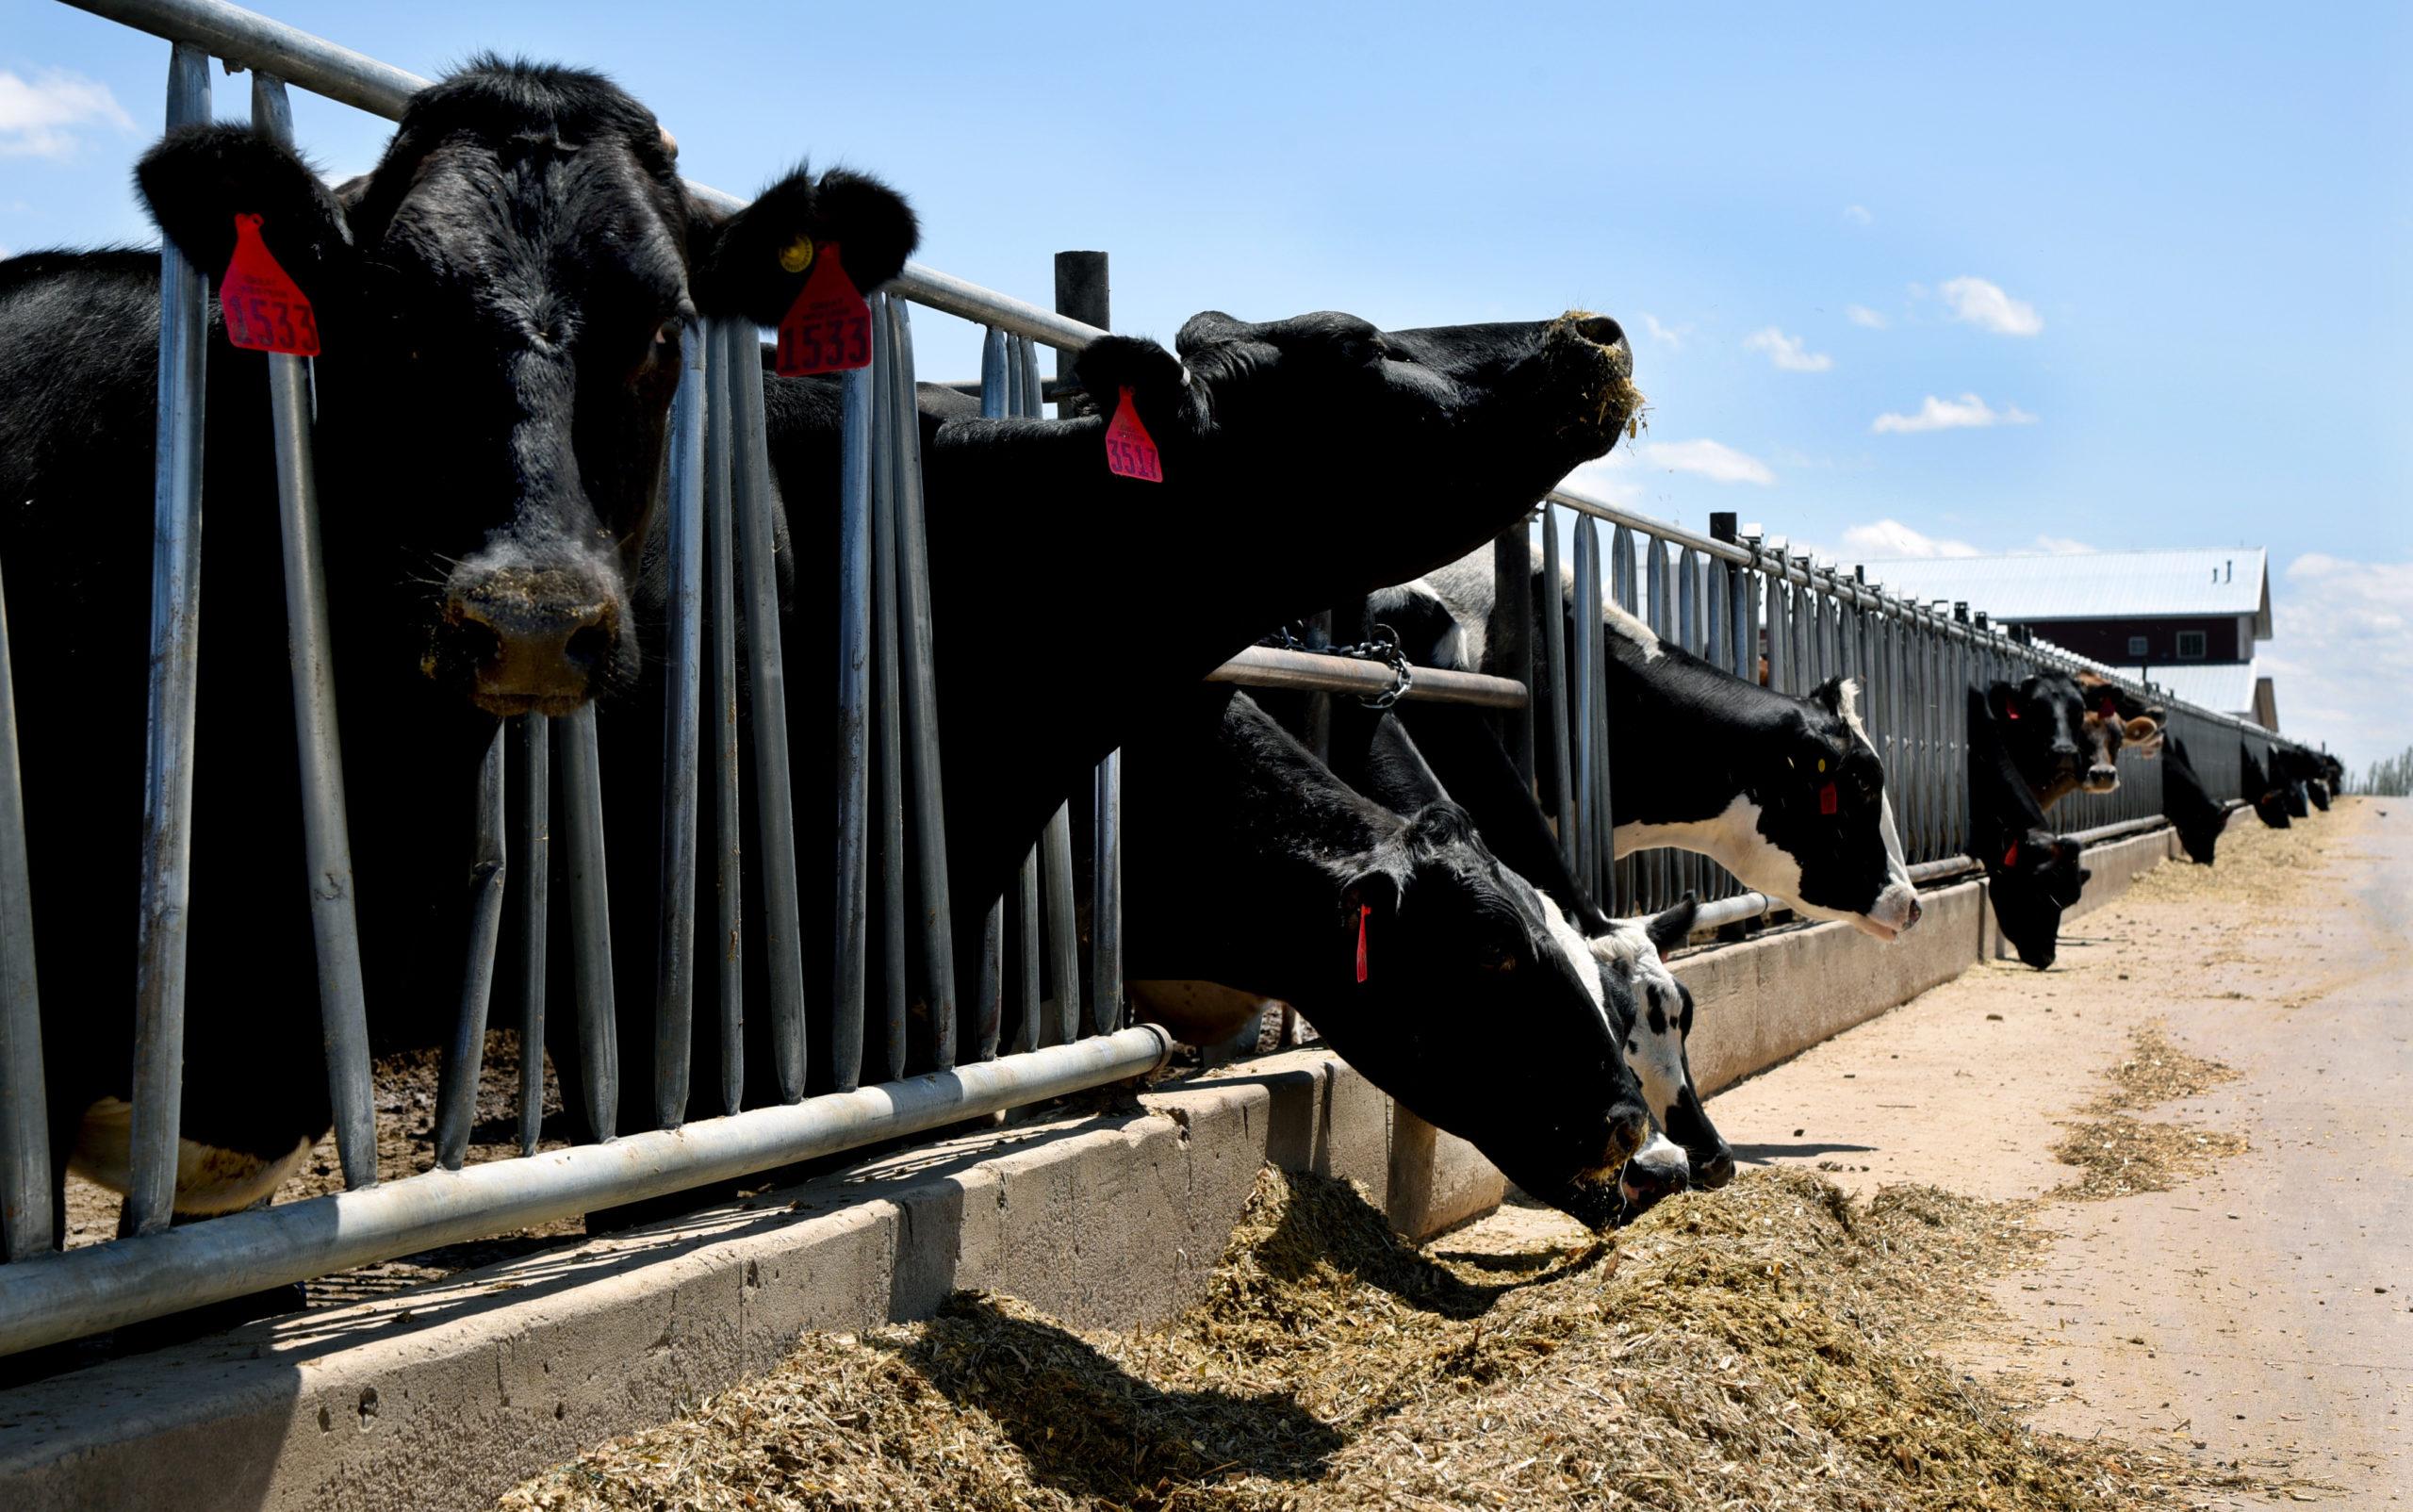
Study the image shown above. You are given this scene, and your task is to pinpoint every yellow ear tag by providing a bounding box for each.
[1816,757,1828,772]
[778,235,815,275]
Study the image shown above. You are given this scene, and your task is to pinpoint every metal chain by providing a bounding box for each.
[1255,621,1415,708]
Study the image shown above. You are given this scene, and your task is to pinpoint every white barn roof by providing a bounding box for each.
[1849,549,2272,635]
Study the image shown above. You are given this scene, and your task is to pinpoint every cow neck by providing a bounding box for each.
[1966,689,2047,863]
[1599,633,1792,835]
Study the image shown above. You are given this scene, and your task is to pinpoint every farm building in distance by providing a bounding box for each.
[1850,547,2280,730]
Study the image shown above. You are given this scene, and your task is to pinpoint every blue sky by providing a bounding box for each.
[5,1,2407,764]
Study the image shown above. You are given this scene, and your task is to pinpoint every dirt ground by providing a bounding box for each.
[1703,796,2409,1503]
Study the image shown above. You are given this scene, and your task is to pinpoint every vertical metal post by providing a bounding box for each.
[514,712,549,1154]
[1589,528,1616,912]
[561,706,616,1141]
[1495,521,1535,787]
[1569,516,1600,900]
[0,578,51,1260]
[250,71,375,1192]
[868,301,907,1094]
[1040,805,1080,1046]
[651,323,706,1129]
[1540,502,1574,870]
[730,319,810,1101]
[971,328,1011,1062]
[704,323,741,1115]
[435,725,507,1170]
[1607,527,1637,908]
[123,41,211,1239]
[887,299,958,1070]
[1011,851,1042,1055]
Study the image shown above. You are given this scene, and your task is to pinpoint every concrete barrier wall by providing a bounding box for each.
[0,823,2190,1512]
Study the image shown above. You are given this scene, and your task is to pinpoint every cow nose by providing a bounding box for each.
[445,562,621,714]
[1572,314,1627,351]
[1601,1103,1650,1171]
[1692,1148,1736,1190]
[1903,896,1924,929]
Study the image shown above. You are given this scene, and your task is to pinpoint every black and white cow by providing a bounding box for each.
[578,307,1642,1120]
[2241,743,2292,829]
[1122,687,1654,1230]
[2161,735,2229,865]
[0,59,914,1234]
[1321,702,1728,1212]
[1965,687,2090,969]
[1378,551,1924,941]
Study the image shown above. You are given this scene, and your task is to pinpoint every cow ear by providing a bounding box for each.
[1340,866,1403,924]
[1806,676,1847,715]
[1402,799,1477,855]
[137,123,353,295]
[692,165,919,324]
[1645,893,1698,958]
[1985,682,2018,725]
[1071,334,1202,438]
[2123,716,2160,744]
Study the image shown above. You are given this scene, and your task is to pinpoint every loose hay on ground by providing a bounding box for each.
[502,1166,2264,1511]
[2049,1025,2249,1203]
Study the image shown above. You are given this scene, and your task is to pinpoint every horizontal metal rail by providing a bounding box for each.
[1206,647,1527,710]
[1686,854,1981,936]
[0,1027,1170,1355]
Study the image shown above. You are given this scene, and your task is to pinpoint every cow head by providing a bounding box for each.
[2076,673,2165,760]
[1732,677,1923,940]
[1586,895,1732,1219]
[1988,673,2103,802]
[1072,308,1639,590]
[1322,800,1651,1230]
[1981,829,2088,969]
[136,60,916,715]
[2241,744,2292,830]
[2162,736,2226,865]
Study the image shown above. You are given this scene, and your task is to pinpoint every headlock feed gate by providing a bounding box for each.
[0,0,2329,1355]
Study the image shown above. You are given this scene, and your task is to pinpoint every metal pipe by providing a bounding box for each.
[435,725,507,1171]
[1012,850,1041,1055]
[1090,750,1123,1038]
[514,713,549,1155]
[1495,521,1535,785]
[0,1027,1174,1356]
[250,70,376,1192]
[1202,647,1526,708]
[704,324,741,1115]
[122,41,211,1240]
[887,299,958,1069]
[0,577,50,1261]
[1039,805,1079,1047]
[1569,516,1600,899]
[63,0,426,116]
[971,329,1011,1063]
[652,323,707,1130]
[728,324,809,1102]
[560,706,617,1142]
[1539,502,1574,872]
[838,305,882,1092]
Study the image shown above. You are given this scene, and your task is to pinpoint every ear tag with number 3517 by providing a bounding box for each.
[775,240,872,376]
[1104,385,1163,482]
[222,213,320,355]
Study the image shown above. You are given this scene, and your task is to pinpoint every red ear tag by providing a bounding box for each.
[221,213,320,355]
[1354,903,1371,984]
[2002,840,2021,867]
[1104,384,1164,482]
[1817,781,1838,816]
[775,241,872,376]
[2005,702,2021,719]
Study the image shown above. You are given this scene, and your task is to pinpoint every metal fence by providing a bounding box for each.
[0,0,2329,1355]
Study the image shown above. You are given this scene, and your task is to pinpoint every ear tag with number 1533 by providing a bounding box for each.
[222,213,320,355]
[1104,385,1163,482]
[776,240,872,376]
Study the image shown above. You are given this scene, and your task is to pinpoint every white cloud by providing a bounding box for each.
[1937,275,2043,337]
[0,69,134,159]
[1636,438,1775,485]
[2029,534,2095,556]
[1870,392,2036,434]
[1844,205,1872,226]
[1557,452,1641,505]
[1845,304,1888,329]
[1842,519,1982,559]
[1743,326,1832,372]
[1639,313,1688,350]
[2261,555,2413,771]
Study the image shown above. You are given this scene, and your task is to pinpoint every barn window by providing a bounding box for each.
[2126,634,2149,656]
[2176,631,2208,659]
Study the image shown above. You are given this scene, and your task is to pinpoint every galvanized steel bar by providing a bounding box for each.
[1012,852,1041,1056]
[869,316,907,1084]
[0,578,50,1262]
[560,706,617,1142]
[704,325,741,1115]
[842,303,886,1092]
[514,713,549,1154]
[652,323,707,1129]
[1569,517,1600,898]
[1540,503,1575,872]
[971,328,1011,1061]
[1040,806,1079,1046]
[1495,521,1535,786]
[0,1027,1174,1356]
[435,725,507,1170]
[887,298,958,1069]
[1204,648,1526,708]
[63,0,427,116]
[1589,525,1616,911]
[250,70,376,1192]
[122,41,211,1240]
[729,325,809,1102]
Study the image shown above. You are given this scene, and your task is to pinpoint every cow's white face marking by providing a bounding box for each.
[1588,918,1693,1133]
[69,1096,315,1217]
[1621,1128,1690,1204]
[1534,892,1609,1027]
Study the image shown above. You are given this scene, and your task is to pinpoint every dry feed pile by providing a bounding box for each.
[503,1166,2259,1511]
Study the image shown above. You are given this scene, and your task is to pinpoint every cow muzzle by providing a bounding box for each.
[2083,764,2121,794]
[1544,310,1643,445]
[440,557,624,715]
[1851,882,1923,942]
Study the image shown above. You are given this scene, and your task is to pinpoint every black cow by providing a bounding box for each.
[0,59,916,1234]
[1377,553,1924,941]
[2161,736,2228,864]
[2273,747,2329,813]
[2241,743,2292,829]
[1965,688,2090,969]
[577,306,1640,1122]
[1321,702,1728,1211]
[1122,687,1651,1230]
[1987,672,2106,807]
